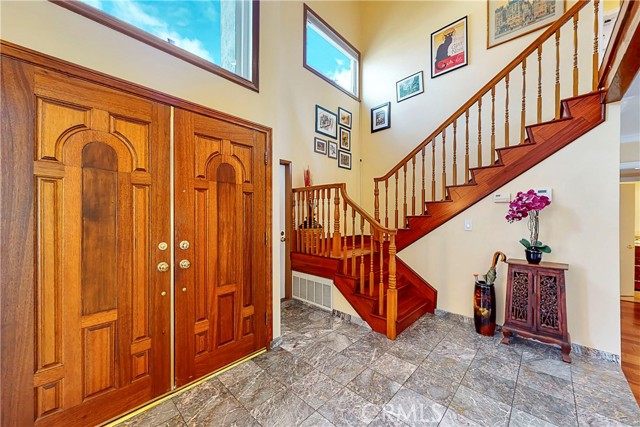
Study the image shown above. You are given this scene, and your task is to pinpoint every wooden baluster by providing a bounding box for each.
[421,147,426,210]
[302,191,307,253]
[593,0,599,91]
[441,129,446,200]
[411,156,416,216]
[294,192,299,252]
[316,189,321,254]
[386,234,397,340]
[465,109,470,182]
[491,86,496,165]
[573,13,579,96]
[477,97,483,166]
[292,191,298,253]
[374,181,380,223]
[359,216,365,294]
[537,45,542,123]
[321,189,326,256]
[394,171,399,229]
[352,208,356,276]
[431,140,436,201]
[521,57,527,144]
[313,190,317,255]
[343,198,348,274]
[333,188,341,257]
[403,164,407,227]
[384,180,389,229]
[379,234,384,316]
[555,30,561,119]
[505,73,510,147]
[369,225,374,297]
[453,119,458,185]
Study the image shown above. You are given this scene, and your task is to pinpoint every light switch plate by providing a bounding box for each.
[464,219,472,231]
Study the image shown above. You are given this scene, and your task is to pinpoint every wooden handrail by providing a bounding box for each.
[293,183,397,236]
[374,0,590,183]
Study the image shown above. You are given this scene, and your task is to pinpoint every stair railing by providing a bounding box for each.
[292,183,400,338]
[374,0,600,229]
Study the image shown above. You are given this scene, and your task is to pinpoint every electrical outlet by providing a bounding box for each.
[464,219,472,231]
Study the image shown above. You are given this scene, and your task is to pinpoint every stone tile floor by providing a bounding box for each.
[119,300,640,427]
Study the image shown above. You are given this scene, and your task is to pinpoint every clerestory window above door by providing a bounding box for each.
[52,0,259,91]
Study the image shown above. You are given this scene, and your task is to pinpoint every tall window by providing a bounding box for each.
[53,0,259,91]
[304,5,360,100]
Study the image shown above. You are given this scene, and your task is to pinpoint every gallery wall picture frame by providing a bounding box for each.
[315,105,337,138]
[328,141,338,159]
[431,16,468,78]
[338,150,352,170]
[338,107,352,129]
[339,127,351,151]
[396,71,424,102]
[314,137,327,155]
[487,0,565,49]
[371,102,391,133]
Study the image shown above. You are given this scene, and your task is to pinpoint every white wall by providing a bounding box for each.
[401,104,621,355]
[0,0,364,340]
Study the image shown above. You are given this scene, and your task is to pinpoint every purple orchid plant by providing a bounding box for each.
[506,189,552,253]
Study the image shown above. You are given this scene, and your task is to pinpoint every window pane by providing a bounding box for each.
[79,0,252,80]
[304,7,359,98]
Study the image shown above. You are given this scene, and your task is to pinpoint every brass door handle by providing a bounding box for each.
[179,259,191,269]
[157,262,169,272]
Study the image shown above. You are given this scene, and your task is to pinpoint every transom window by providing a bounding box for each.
[53,0,258,91]
[304,5,360,100]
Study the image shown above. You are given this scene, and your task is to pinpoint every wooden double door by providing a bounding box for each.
[1,56,269,427]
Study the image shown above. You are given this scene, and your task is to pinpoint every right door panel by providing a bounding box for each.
[174,108,268,387]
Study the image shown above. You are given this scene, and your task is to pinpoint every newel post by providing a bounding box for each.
[332,188,342,257]
[386,234,398,339]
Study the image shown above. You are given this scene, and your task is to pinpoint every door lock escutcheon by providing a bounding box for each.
[179,259,191,269]
[157,262,169,272]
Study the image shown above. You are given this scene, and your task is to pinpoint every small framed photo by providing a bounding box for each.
[314,137,327,155]
[328,141,338,159]
[396,71,424,103]
[371,102,391,133]
[315,105,337,139]
[431,16,468,78]
[338,107,352,129]
[339,127,351,151]
[338,150,352,170]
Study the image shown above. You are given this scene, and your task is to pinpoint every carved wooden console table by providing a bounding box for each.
[501,259,571,363]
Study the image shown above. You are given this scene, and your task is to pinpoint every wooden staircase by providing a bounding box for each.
[292,0,608,339]
[396,91,606,250]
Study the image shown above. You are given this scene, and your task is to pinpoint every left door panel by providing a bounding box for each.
[1,59,171,427]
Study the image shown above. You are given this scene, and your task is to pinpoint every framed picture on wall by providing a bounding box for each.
[328,141,338,159]
[431,16,468,78]
[314,137,327,154]
[338,150,352,170]
[338,108,352,129]
[396,71,424,102]
[487,0,564,49]
[315,105,337,138]
[339,127,351,151]
[371,102,391,133]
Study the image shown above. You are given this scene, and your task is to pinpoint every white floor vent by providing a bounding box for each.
[292,271,332,310]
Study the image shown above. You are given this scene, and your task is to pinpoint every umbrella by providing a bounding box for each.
[482,251,506,285]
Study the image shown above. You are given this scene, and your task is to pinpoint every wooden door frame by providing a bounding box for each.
[0,41,273,424]
[280,160,292,300]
